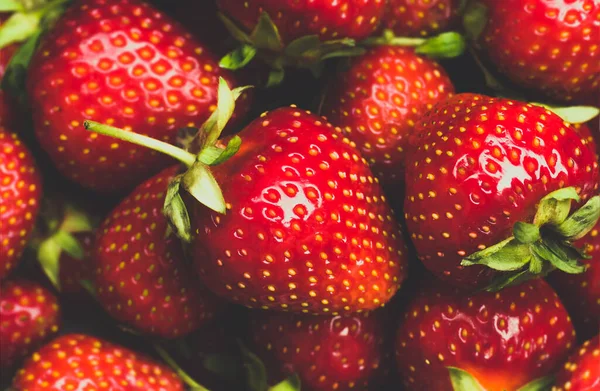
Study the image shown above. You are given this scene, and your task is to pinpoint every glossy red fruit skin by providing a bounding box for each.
[574,123,597,156]
[547,222,599,342]
[94,166,221,338]
[188,107,409,315]
[0,129,42,280]
[474,0,600,104]
[250,310,389,391]
[12,333,184,390]
[322,46,455,185]
[396,278,575,391]
[552,336,600,391]
[27,0,251,193]
[404,94,599,288]
[383,0,461,37]
[0,280,61,369]
[217,0,387,44]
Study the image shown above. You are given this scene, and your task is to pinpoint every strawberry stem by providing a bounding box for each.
[83,121,196,167]
[154,345,210,391]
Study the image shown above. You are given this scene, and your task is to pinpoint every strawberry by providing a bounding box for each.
[0,128,42,280]
[574,123,598,155]
[0,280,61,370]
[547,221,599,341]
[249,310,391,391]
[383,0,462,38]
[27,0,251,193]
[84,80,410,315]
[94,165,222,338]
[552,335,600,391]
[465,0,600,104]
[12,333,185,390]
[321,46,455,186]
[395,277,575,391]
[404,93,600,289]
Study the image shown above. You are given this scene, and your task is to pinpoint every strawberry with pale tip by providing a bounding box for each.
[84,77,409,316]
[404,93,600,290]
[552,335,600,391]
[0,279,61,370]
[395,277,575,391]
[25,0,251,193]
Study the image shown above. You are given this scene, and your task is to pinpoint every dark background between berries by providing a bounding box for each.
[0,0,490,388]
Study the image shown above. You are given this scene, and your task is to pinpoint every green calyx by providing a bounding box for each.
[460,187,600,292]
[84,78,249,242]
[448,367,553,391]
[239,341,301,391]
[361,29,466,59]
[219,11,365,85]
[530,102,600,124]
[154,344,211,391]
[462,1,488,41]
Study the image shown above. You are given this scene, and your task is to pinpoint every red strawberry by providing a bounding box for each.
[249,310,391,391]
[12,333,185,390]
[466,0,600,103]
[547,222,599,341]
[383,0,462,38]
[0,128,42,280]
[404,93,599,289]
[395,277,575,391]
[0,280,61,369]
[94,165,222,338]
[217,0,386,44]
[574,123,597,155]
[552,335,600,391]
[321,46,455,186]
[186,106,409,314]
[27,0,251,193]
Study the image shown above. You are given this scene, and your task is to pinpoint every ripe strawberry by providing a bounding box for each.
[575,123,597,155]
[0,128,42,280]
[249,310,390,391]
[552,336,600,391]
[12,333,185,390]
[466,0,600,103]
[0,280,61,369]
[94,165,222,338]
[321,46,455,185]
[547,221,599,341]
[187,106,409,314]
[27,0,251,193]
[395,277,575,391]
[404,93,599,289]
[383,0,462,37]
[217,0,386,45]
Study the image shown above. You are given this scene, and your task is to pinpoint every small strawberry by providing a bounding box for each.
[27,0,251,193]
[395,277,575,391]
[94,165,222,338]
[0,280,60,370]
[321,46,455,185]
[12,333,185,390]
[0,128,42,280]
[552,336,600,391]
[84,79,410,315]
[383,0,462,38]
[404,93,599,289]
[547,221,599,341]
[249,310,391,391]
[465,0,600,103]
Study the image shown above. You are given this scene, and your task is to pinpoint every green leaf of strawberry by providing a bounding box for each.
[220,44,257,70]
[163,176,193,243]
[448,367,485,391]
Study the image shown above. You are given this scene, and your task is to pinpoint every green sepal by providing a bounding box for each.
[0,0,24,11]
[218,12,252,44]
[52,230,85,260]
[182,162,226,215]
[78,279,96,297]
[37,236,63,290]
[220,44,257,70]
[530,240,585,274]
[239,341,269,391]
[176,126,204,153]
[484,269,534,292]
[0,11,41,49]
[250,11,283,52]
[163,176,192,243]
[285,35,363,65]
[552,196,600,241]
[534,187,579,226]
[199,135,242,166]
[517,375,555,391]
[513,222,540,244]
[448,367,485,391]
[270,374,301,391]
[266,68,285,87]
[154,345,210,391]
[415,32,466,59]
[461,238,532,271]
[463,1,488,41]
[530,103,600,124]
[202,353,243,378]
[468,48,508,93]
[202,77,237,147]
[1,29,42,103]
[528,252,544,274]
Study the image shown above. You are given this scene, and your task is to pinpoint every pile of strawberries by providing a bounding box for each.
[0,0,598,390]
